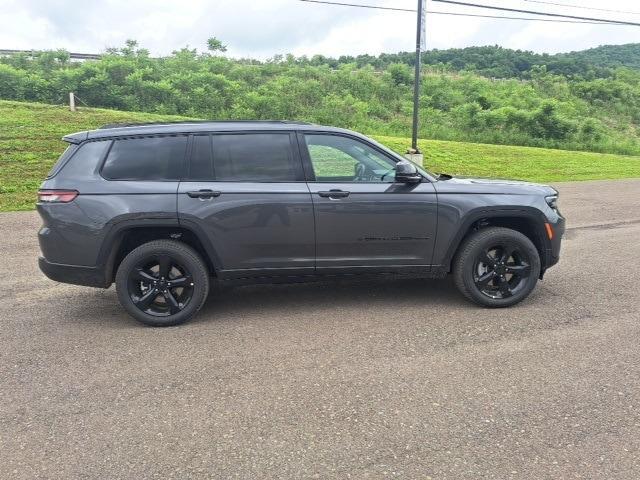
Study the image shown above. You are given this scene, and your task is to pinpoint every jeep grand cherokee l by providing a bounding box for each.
[37,121,565,326]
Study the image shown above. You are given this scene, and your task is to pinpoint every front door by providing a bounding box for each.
[300,132,438,273]
[178,132,315,279]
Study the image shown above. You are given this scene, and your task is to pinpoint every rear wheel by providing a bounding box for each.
[453,227,541,308]
[115,240,210,326]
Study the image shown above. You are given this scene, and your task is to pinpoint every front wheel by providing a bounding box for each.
[115,240,210,326]
[453,227,541,308]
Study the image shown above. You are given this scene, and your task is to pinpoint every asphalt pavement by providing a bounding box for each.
[1,179,640,479]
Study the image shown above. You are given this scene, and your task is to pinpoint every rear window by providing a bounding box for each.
[47,144,79,178]
[101,135,187,181]
[187,133,299,182]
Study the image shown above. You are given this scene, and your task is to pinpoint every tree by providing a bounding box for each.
[388,63,412,86]
[207,37,227,53]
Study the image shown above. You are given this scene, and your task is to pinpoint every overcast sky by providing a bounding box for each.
[1,0,639,58]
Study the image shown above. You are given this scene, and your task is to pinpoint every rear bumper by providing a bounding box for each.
[38,257,109,288]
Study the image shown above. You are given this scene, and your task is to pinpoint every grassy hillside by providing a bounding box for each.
[378,136,640,183]
[1,100,640,211]
[0,101,185,211]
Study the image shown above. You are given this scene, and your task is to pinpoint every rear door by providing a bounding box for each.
[300,132,438,272]
[177,131,315,278]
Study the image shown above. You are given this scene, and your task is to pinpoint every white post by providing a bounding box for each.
[404,150,424,166]
[69,92,76,112]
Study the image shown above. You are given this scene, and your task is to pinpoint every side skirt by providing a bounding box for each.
[215,266,447,287]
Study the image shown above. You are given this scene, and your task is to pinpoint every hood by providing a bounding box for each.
[434,175,557,196]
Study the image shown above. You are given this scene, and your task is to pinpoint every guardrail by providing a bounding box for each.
[0,49,101,60]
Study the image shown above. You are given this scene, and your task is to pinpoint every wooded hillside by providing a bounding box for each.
[3,41,640,155]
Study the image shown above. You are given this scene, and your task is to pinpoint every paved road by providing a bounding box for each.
[1,179,640,479]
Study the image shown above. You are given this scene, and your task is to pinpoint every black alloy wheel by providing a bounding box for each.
[453,227,541,308]
[473,244,531,299]
[116,240,210,326]
[128,255,194,316]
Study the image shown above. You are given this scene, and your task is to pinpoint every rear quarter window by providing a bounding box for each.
[54,140,111,179]
[101,135,187,181]
[47,144,79,178]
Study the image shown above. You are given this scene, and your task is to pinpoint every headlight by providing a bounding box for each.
[545,195,559,210]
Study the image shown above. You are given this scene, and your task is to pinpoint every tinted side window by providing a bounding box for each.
[47,144,79,178]
[212,133,298,182]
[305,134,396,183]
[57,141,111,179]
[102,136,187,181]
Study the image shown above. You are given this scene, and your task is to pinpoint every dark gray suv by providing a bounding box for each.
[37,121,565,326]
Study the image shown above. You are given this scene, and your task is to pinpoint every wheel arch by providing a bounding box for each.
[443,207,551,275]
[98,220,221,285]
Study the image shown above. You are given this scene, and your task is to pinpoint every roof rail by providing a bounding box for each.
[98,120,313,129]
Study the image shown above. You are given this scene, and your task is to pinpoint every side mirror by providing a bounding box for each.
[395,160,422,184]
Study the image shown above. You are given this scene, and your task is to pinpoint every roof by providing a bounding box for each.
[98,120,313,129]
[59,120,416,173]
[63,120,343,143]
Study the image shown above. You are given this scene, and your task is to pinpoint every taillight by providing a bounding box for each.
[37,189,79,203]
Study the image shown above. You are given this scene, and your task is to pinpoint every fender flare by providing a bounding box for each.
[96,218,223,285]
[441,206,551,270]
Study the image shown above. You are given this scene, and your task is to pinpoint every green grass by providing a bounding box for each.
[0,100,186,211]
[374,135,640,183]
[1,99,640,212]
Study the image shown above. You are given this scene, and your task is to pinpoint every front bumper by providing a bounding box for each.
[38,257,109,288]
[543,214,565,272]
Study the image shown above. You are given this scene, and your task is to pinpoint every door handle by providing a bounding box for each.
[318,190,350,199]
[186,189,221,199]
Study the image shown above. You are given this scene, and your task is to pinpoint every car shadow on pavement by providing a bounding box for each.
[63,275,472,328]
[193,275,467,323]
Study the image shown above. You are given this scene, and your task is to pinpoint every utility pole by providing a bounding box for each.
[411,0,425,154]
[299,0,426,160]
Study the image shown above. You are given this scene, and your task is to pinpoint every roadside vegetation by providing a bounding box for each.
[2,100,639,212]
[3,41,640,155]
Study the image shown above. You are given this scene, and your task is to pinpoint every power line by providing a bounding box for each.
[298,0,630,24]
[431,0,640,26]
[429,11,620,24]
[299,0,414,12]
[523,0,640,16]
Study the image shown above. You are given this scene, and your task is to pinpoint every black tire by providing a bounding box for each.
[115,240,210,326]
[453,227,541,308]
